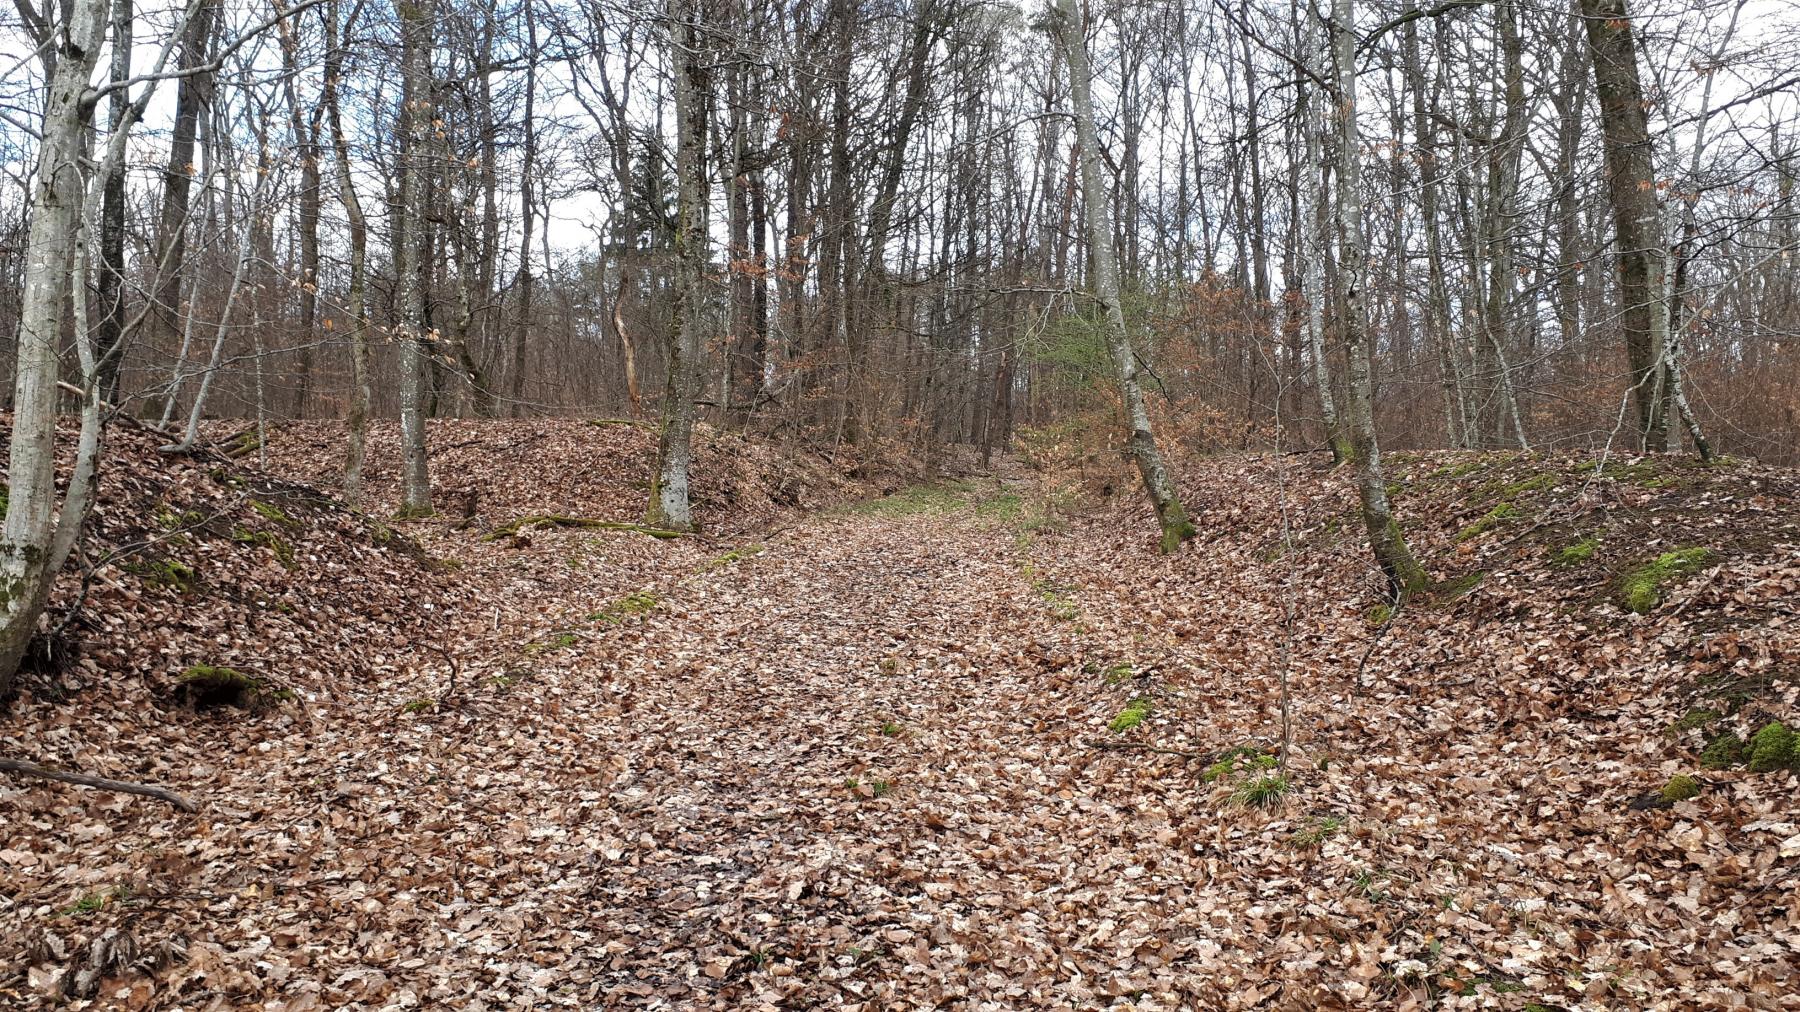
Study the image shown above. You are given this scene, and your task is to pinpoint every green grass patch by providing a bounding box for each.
[1290,816,1343,848]
[1668,707,1722,735]
[1233,774,1290,809]
[1203,746,1278,783]
[249,499,298,527]
[1619,547,1712,613]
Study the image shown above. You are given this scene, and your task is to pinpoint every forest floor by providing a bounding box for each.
[3,420,1798,1010]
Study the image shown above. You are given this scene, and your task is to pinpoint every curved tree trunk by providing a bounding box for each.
[1056,0,1195,553]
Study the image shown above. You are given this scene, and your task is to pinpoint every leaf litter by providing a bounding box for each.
[1,424,1795,1009]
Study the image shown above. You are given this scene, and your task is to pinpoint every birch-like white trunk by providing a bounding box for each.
[1056,0,1194,553]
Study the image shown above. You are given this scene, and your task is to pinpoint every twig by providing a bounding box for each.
[0,758,198,812]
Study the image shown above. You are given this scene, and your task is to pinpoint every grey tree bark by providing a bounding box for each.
[646,0,710,533]
[395,0,436,516]
[1055,0,1195,553]
[1328,0,1427,595]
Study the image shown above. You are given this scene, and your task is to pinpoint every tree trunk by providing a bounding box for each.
[395,0,436,515]
[0,0,111,694]
[1056,0,1194,553]
[325,0,371,504]
[646,0,710,533]
[1329,0,1426,596]
[1582,0,1674,452]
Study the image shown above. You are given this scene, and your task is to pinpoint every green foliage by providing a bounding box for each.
[879,721,902,737]
[1290,816,1343,848]
[1619,547,1712,613]
[1747,721,1796,772]
[1494,473,1559,497]
[1455,502,1523,542]
[1552,538,1598,567]
[1659,775,1702,803]
[1109,697,1152,733]
[401,698,437,715]
[1365,604,1393,627]
[1233,774,1290,809]
[590,590,661,625]
[1700,731,1746,769]
[1101,663,1135,686]
[1428,459,1491,480]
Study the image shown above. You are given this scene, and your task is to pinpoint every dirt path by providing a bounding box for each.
[324,494,1243,1010]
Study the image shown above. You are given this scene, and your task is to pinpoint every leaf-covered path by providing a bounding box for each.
[528,498,1184,1008]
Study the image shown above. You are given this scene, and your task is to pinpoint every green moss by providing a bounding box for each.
[1365,603,1393,627]
[1747,721,1796,772]
[392,504,438,521]
[1700,731,1746,769]
[1429,458,1491,480]
[1551,538,1598,567]
[1108,697,1152,733]
[589,590,661,624]
[1455,501,1523,542]
[879,721,902,737]
[1668,707,1722,734]
[1101,663,1135,685]
[524,632,581,655]
[1494,473,1559,497]
[122,558,198,593]
[1233,774,1290,809]
[232,527,295,568]
[706,544,765,569]
[1660,774,1703,803]
[249,499,298,527]
[1620,547,1712,613]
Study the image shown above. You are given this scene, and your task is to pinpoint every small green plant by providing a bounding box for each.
[879,721,902,737]
[1619,547,1712,613]
[1290,816,1343,848]
[590,590,661,624]
[870,779,892,797]
[1747,721,1796,772]
[1659,774,1702,803]
[62,885,130,917]
[1109,697,1152,733]
[1552,538,1598,567]
[1365,603,1393,627]
[1455,501,1523,542]
[401,697,437,715]
[1234,774,1290,809]
[1700,731,1746,769]
[1203,745,1275,783]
